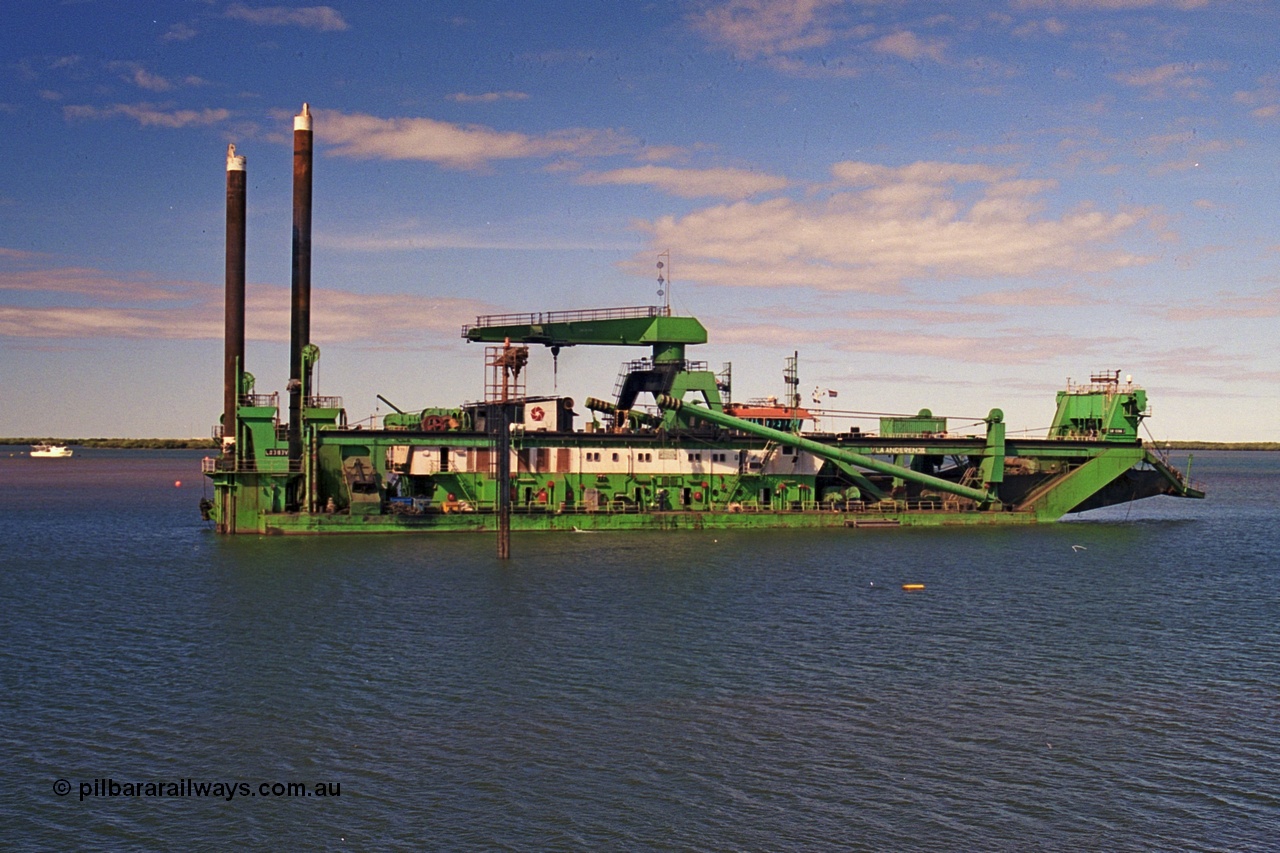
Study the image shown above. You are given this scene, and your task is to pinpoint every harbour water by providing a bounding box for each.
[2,448,1276,850]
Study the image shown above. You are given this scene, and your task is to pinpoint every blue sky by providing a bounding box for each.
[2,0,1277,440]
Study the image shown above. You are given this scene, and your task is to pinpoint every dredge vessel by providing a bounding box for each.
[201,106,1203,535]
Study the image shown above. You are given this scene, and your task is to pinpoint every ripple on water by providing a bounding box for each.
[1,450,1278,849]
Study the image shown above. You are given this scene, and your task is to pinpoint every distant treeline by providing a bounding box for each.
[1150,441,1280,451]
[2,438,218,449]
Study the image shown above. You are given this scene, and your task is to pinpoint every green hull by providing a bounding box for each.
[201,345,1201,535]
[203,424,1200,535]
[225,504,1048,536]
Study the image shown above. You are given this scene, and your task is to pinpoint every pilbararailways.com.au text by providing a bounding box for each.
[54,778,341,802]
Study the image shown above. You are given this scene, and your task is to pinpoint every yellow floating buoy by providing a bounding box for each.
[902,583,925,591]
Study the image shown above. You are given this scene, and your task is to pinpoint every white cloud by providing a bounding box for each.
[636,160,1150,292]
[314,109,634,169]
[713,321,1116,365]
[0,247,48,262]
[1234,77,1280,121]
[577,165,790,199]
[446,91,530,104]
[870,31,947,63]
[1013,0,1209,9]
[108,61,174,92]
[321,227,630,253]
[1113,62,1219,99]
[162,23,198,42]
[962,285,1093,307]
[224,4,349,32]
[1158,287,1280,321]
[0,266,495,344]
[0,267,202,301]
[690,0,846,59]
[63,103,230,128]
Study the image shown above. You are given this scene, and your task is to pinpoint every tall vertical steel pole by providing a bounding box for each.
[496,402,512,559]
[497,347,512,559]
[223,144,247,465]
[288,103,313,489]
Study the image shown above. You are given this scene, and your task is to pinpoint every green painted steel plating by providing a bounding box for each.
[657,395,1001,506]
[880,408,947,437]
[204,367,1205,535]
[462,308,708,364]
[1049,371,1148,441]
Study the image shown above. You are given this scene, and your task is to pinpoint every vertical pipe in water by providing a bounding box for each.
[288,103,313,497]
[223,144,247,466]
[497,402,512,559]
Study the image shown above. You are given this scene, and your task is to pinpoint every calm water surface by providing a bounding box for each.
[2,448,1277,850]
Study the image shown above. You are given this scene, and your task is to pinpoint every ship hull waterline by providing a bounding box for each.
[219,505,1048,536]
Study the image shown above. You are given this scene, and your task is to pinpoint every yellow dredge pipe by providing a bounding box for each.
[656,395,1000,507]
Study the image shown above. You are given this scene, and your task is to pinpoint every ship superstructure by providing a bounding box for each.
[201,107,1202,535]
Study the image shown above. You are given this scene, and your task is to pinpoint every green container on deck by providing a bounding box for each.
[879,409,947,436]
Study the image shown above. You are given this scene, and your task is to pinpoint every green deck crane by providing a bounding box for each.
[462,306,724,418]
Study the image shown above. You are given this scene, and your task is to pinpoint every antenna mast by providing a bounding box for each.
[656,250,671,316]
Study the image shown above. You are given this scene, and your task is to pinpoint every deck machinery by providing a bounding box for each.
[201,108,1203,535]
